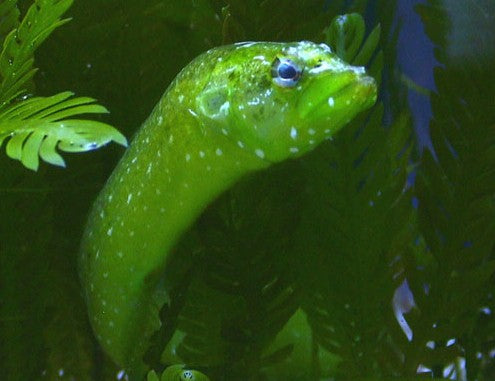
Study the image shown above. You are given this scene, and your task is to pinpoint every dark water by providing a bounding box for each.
[1,1,494,380]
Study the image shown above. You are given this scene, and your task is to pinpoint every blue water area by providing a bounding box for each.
[397,0,436,150]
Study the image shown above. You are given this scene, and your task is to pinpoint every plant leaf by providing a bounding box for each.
[0,0,73,106]
[0,92,127,170]
[0,0,20,43]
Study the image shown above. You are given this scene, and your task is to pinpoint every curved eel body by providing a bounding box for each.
[79,41,376,376]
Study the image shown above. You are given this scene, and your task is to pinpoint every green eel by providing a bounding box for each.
[79,41,377,376]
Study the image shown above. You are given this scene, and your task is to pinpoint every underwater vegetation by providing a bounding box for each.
[0,0,494,380]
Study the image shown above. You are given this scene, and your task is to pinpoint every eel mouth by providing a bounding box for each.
[296,71,377,121]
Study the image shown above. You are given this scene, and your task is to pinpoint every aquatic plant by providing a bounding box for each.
[0,0,126,171]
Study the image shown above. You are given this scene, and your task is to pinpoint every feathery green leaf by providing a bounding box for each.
[297,12,416,378]
[0,0,73,106]
[0,92,126,170]
[0,0,127,171]
[403,1,495,377]
[0,0,20,42]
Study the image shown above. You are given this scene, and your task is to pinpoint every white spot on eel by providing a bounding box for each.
[290,127,298,140]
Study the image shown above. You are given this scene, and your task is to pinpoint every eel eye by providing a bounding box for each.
[271,57,302,88]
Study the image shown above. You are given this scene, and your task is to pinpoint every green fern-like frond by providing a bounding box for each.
[402,1,495,377]
[147,163,304,379]
[296,13,415,377]
[0,0,73,106]
[0,0,127,171]
[300,107,414,377]
[324,13,380,66]
[0,91,127,170]
[325,13,383,84]
[0,0,20,43]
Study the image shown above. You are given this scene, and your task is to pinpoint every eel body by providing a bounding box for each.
[79,41,376,375]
